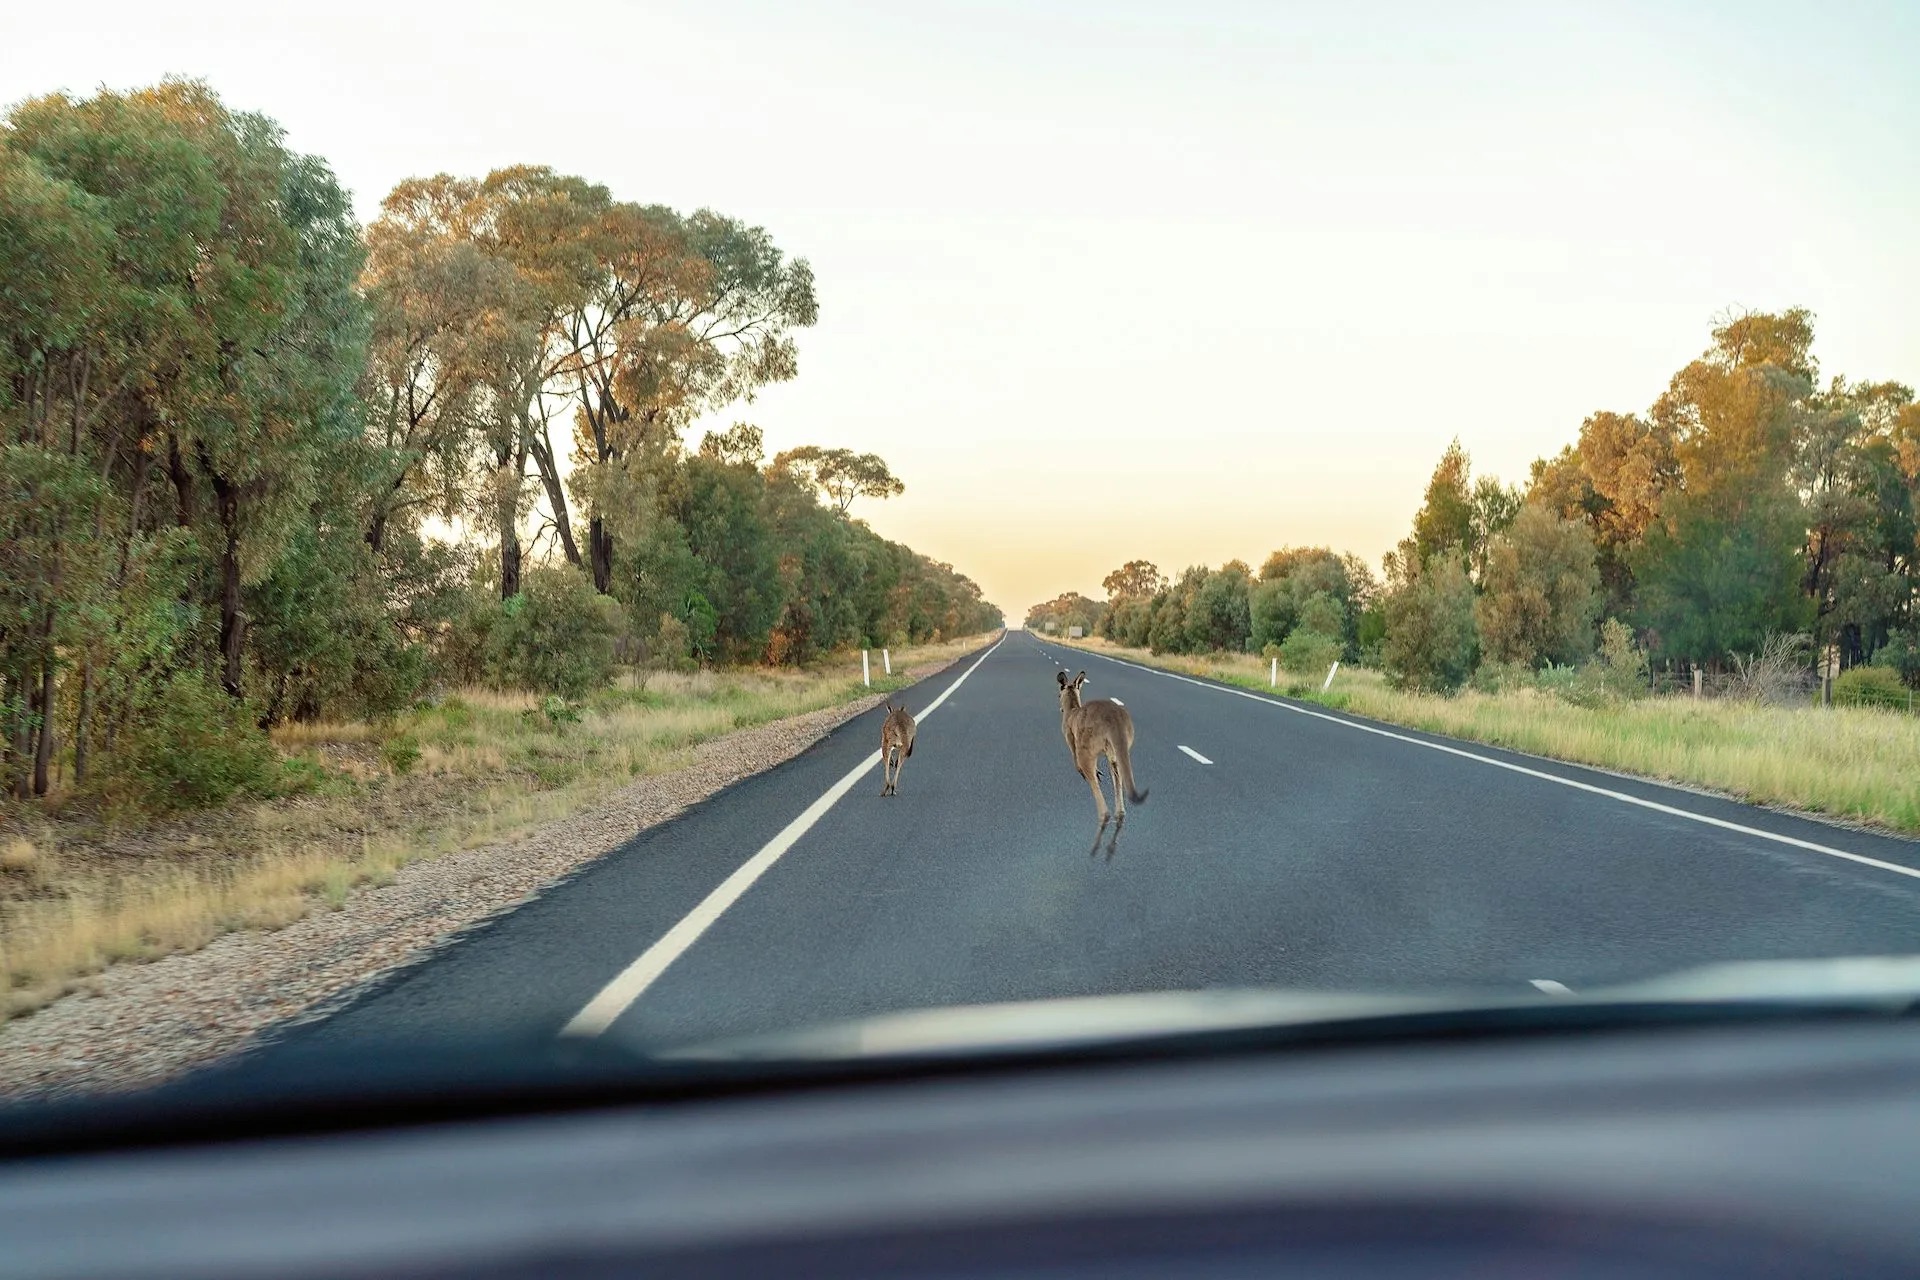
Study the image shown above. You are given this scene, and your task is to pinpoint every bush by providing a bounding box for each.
[461,568,622,698]
[525,695,583,731]
[381,732,422,775]
[1728,632,1812,706]
[1278,627,1341,676]
[1872,629,1920,687]
[1473,502,1600,668]
[1382,552,1479,693]
[1835,665,1909,711]
[1585,618,1650,703]
[1534,662,1591,706]
[1470,660,1534,694]
[653,611,696,673]
[106,671,277,813]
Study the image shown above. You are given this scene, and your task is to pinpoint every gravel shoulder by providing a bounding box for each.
[0,662,961,1101]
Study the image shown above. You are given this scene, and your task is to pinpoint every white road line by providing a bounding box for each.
[560,636,1007,1039]
[1111,698,1124,707]
[1074,648,1920,885]
[1530,979,1575,996]
[1177,745,1213,765]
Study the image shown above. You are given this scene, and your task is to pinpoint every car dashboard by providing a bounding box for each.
[5,1016,1920,1278]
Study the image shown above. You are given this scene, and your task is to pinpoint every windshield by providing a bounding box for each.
[4,3,1920,1111]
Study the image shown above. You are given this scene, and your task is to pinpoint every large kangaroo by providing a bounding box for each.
[1057,670,1147,854]
[879,700,915,796]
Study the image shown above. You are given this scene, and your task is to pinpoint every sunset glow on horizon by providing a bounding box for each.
[12,0,1916,619]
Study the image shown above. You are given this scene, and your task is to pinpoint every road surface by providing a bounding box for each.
[288,632,1920,1055]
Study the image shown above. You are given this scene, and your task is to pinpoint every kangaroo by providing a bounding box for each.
[1057,670,1147,855]
[879,700,915,796]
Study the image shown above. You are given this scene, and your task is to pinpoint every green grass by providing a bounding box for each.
[0,634,996,1020]
[1060,637,1920,836]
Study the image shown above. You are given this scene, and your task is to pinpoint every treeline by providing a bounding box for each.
[1,80,998,802]
[1042,309,1919,696]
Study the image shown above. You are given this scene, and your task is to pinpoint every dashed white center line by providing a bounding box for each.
[560,636,1006,1038]
[1177,745,1213,765]
[1530,979,1574,996]
[1111,698,1124,706]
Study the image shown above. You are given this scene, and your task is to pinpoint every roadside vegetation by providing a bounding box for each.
[1,79,1005,1018]
[0,633,993,1020]
[1060,635,1920,837]
[1038,306,1920,836]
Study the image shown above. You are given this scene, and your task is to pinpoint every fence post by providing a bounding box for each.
[883,648,891,676]
[1693,669,1702,700]
[1322,660,1340,692]
[1270,657,1277,688]
[862,649,870,688]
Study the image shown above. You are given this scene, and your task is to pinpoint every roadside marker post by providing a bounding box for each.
[862,650,871,687]
[1270,657,1277,688]
[883,648,892,675]
[1323,660,1340,692]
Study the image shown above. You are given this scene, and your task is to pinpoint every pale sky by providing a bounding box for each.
[8,1,1917,618]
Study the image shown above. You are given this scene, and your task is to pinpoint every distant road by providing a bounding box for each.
[290,632,1920,1054]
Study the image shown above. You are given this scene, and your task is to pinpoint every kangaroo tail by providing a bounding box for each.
[1119,751,1148,804]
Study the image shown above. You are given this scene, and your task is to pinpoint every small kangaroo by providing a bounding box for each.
[1057,670,1147,854]
[879,700,916,796]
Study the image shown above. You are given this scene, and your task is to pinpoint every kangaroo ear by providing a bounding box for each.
[1056,670,1068,687]
[1074,671,1088,687]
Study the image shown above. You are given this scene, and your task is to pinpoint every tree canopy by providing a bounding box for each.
[0,79,999,804]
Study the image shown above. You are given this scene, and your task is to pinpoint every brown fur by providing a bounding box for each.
[1056,670,1147,852]
[880,701,916,796]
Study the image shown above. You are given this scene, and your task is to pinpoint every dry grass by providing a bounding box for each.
[1,633,997,1019]
[0,835,40,874]
[1061,636,1920,836]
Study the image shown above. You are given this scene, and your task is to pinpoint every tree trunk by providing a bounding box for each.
[501,532,522,600]
[211,472,245,698]
[167,432,194,528]
[72,662,91,785]
[527,428,581,568]
[32,645,56,797]
[590,516,614,594]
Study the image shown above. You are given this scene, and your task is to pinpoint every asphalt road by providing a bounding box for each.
[290,632,1920,1056]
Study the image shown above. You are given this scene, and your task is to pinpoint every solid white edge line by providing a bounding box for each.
[1069,646,1920,885]
[1530,979,1575,996]
[1177,744,1213,765]
[560,636,1007,1039]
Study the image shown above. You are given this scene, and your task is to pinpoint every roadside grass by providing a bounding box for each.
[0,634,995,1020]
[1057,636,1920,837]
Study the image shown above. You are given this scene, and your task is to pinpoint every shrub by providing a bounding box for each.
[525,695,583,731]
[478,568,622,697]
[1728,632,1812,706]
[1872,629,1920,687]
[1278,627,1341,676]
[1835,665,1909,711]
[1470,660,1534,694]
[381,732,422,775]
[1474,502,1601,668]
[1585,617,1650,702]
[105,671,276,813]
[1382,552,1479,693]
[653,611,696,673]
[1534,662,1589,705]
